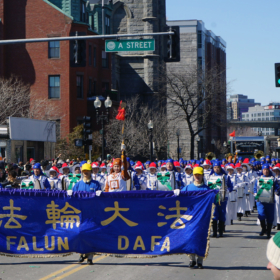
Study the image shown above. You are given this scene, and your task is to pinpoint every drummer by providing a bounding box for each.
[254,164,280,239]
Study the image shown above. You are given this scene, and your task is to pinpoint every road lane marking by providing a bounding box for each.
[53,255,107,280]
[39,264,78,280]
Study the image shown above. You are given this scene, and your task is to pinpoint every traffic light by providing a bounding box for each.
[165,26,180,62]
[83,116,92,139]
[275,63,280,87]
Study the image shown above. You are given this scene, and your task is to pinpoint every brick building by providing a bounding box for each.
[0,0,113,139]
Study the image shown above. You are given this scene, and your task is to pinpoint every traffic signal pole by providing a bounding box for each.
[0,32,174,45]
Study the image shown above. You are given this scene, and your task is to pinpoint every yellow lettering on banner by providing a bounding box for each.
[57,237,69,251]
[17,236,29,251]
[160,237,170,252]
[151,236,162,251]
[118,236,129,250]
[32,236,43,251]
[45,236,55,251]
[6,236,16,250]
[133,236,145,251]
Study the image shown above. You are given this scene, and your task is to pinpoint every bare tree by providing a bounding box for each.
[158,64,227,159]
[94,95,171,160]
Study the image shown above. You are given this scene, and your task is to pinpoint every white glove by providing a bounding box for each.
[173,189,180,196]
[67,190,73,196]
[96,190,102,196]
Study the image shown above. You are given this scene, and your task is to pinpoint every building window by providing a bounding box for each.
[48,75,60,99]
[102,51,109,68]
[102,82,110,95]
[198,57,202,70]
[77,75,84,99]
[105,15,110,34]
[93,47,96,67]
[88,78,92,97]
[197,30,202,48]
[48,41,60,58]
[93,80,96,95]
[270,112,274,116]
[80,1,86,22]
[89,45,92,65]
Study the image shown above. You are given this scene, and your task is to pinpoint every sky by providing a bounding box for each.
[166,0,280,106]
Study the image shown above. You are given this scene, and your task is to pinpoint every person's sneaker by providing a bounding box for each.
[197,263,203,269]
[189,261,196,268]
[87,259,93,265]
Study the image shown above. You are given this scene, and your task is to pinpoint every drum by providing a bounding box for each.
[237,185,244,198]
[207,175,226,202]
[229,190,236,202]
[257,177,274,203]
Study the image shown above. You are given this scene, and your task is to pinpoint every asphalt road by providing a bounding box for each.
[0,212,273,280]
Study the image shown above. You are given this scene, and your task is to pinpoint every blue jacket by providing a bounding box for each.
[73,179,101,192]
[181,183,210,191]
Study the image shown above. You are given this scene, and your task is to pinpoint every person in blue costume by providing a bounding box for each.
[27,163,51,189]
[181,166,209,269]
[125,157,140,190]
[73,163,101,264]
[266,155,272,165]
[254,164,280,239]
[207,161,233,238]
[165,159,182,189]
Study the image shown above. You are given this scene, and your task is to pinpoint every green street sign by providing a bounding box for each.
[105,39,155,52]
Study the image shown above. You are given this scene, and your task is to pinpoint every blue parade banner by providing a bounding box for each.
[0,189,216,258]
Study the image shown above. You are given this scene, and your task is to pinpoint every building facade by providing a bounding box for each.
[227,94,260,120]
[110,0,167,101]
[242,103,280,135]
[166,20,227,159]
[0,0,112,141]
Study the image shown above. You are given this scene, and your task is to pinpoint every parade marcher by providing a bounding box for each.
[202,160,212,181]
[208,161,233,237]
[182,165,193,188]
[146,162,159,190]
[48,167,62,190]
[160,162,167,172]
[1,170,20,189]
[235,163,250,220]
[91,162,106,191]
[73,163,101,264]
[273,165,280,230]
[266,231,280,279]
[181,166,210,269]
[124,158,140,191]
[100,163,107,177]
[226,164,237,225]
[254,164,280,238]
[158,159,181,190]
[22,163,51,189]
[134,161,147,190]
[105,158,130,192]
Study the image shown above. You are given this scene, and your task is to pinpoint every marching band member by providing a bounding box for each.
[273,164,280,230]
[202,160,212,181]
[226,164,237,225]
[165,159,182,189]
[125,158,140,191]
[182,165,194,187]
[160,162,167,172]
[100,163,108,178]
[91,162,106,191]
[208,161,233,237]
[48,167,62,190]
[146,162,158,190]
[73,163,101,265]
[105,158,131,192]
[181,166,210,269]
[22,163,51,190]
[235,163,250,220]
[134,161,147,190]
[254,164,280,238]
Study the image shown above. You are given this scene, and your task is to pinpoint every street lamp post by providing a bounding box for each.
[148,120,153,162]
[176,129,180,161]
[94,96,112,161]
[196,135,200,159]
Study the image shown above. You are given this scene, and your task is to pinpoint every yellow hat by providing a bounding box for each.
[82,163,92,171]
[193,167,204,175]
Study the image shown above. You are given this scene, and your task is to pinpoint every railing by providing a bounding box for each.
[239,117,280,122]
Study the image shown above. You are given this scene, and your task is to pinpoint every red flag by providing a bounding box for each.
[229,130,235,137]
[116,101,125,121]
